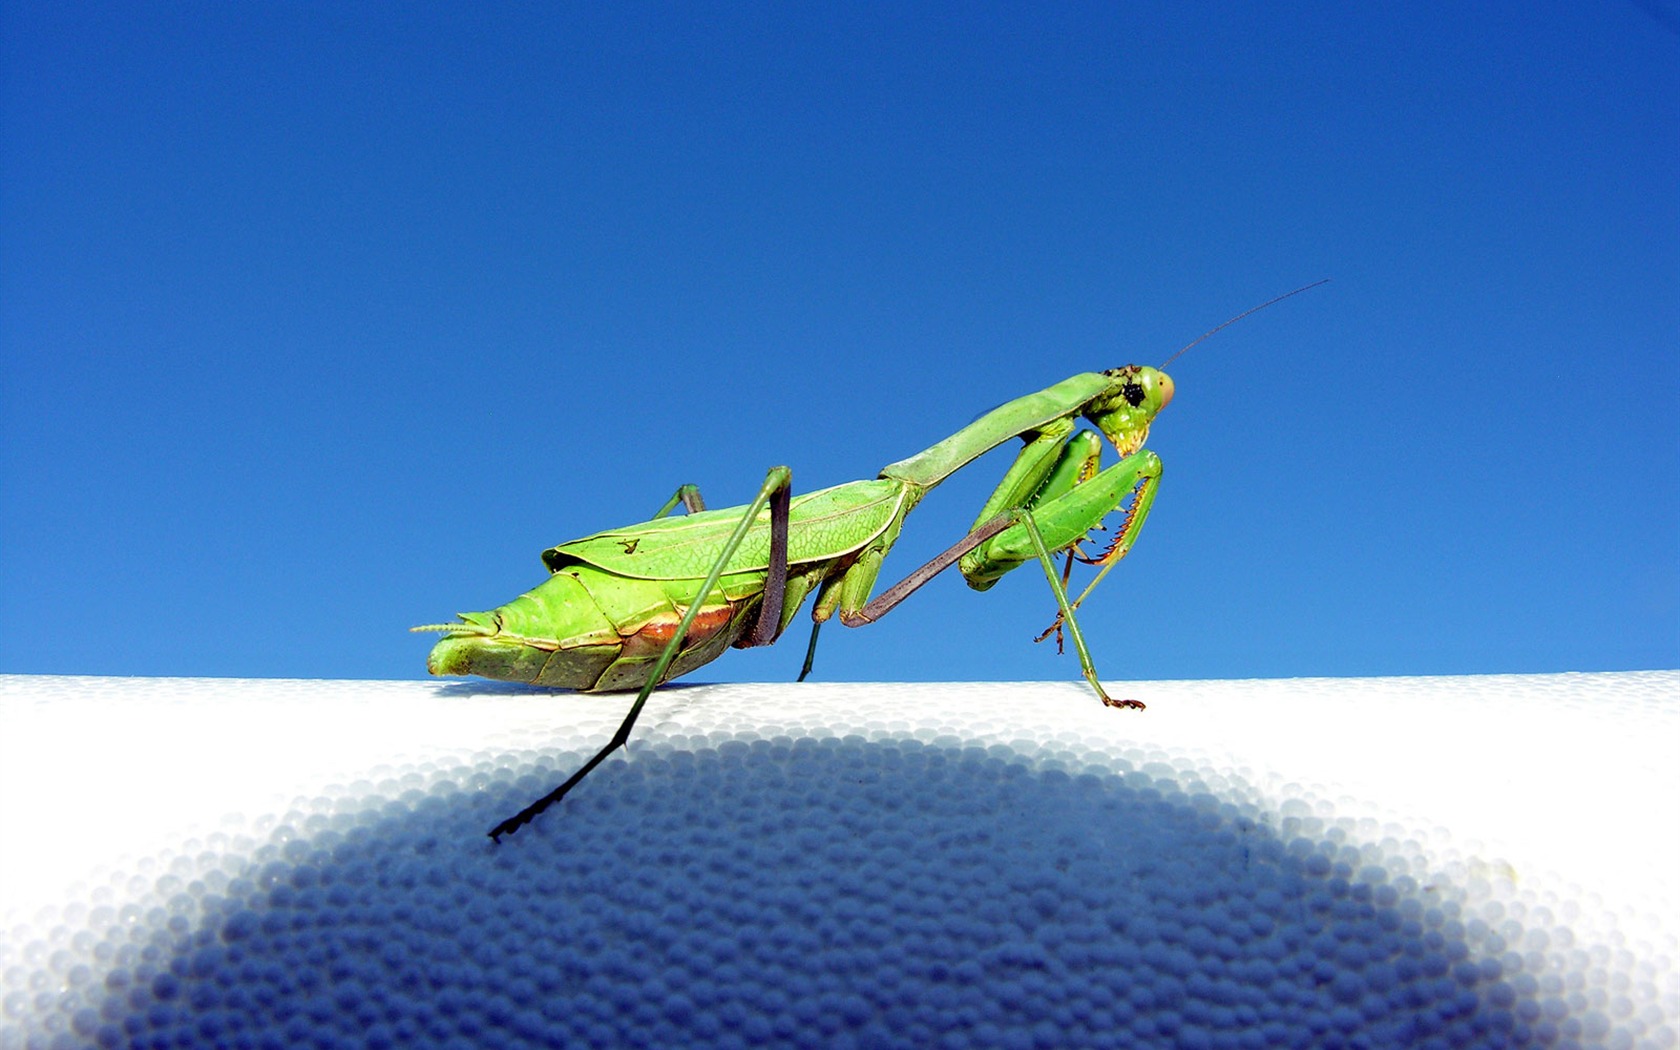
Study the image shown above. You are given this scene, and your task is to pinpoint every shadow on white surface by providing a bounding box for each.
[1,674,1676,1048]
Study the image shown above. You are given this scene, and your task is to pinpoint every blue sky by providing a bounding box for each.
[2,3,1675,684]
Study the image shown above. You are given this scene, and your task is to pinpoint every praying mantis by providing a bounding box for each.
[415,282,1326,839]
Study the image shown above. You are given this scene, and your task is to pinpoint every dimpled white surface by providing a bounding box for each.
[1,672,1676,1049]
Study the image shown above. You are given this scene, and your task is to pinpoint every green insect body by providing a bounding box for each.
[417,282,1324,839]
[418,366,1175,840]
[419,368,1170,705]
[426,479,912,692]
[417,367,1171,841]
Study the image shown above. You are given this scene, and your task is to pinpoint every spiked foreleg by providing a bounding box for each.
[1028,454,1162,646]
[959,429,1104,589]
[960,449,1161,591]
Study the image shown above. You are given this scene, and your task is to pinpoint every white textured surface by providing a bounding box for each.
[1,672,1676,1049]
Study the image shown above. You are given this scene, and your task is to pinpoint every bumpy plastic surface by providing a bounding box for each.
[2,672,1676,1049]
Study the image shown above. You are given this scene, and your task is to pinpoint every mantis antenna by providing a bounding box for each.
[1159,278,1330,370]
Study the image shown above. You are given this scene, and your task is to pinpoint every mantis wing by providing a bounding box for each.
[543,478,909,580]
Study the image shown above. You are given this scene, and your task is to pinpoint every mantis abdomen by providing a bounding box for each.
[424,563,793,691]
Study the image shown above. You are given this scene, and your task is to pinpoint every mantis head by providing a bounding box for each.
[1081,279,1329,456]
[1086,365,1173,456]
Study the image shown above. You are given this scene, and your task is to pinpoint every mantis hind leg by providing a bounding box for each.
[651,484,707,518]
[488,465,794,842]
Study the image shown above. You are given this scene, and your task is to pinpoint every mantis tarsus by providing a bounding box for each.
[415,281,1327,840]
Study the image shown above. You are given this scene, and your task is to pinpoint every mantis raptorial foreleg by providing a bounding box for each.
[958,426,1097,586]
[961,449,1161,590]
[487,465,793,841]
[1032,467,1161,650]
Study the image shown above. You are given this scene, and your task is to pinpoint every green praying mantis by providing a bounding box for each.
[415,281,1326,840]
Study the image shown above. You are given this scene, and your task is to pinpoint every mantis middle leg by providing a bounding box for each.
[798,495,1142,709]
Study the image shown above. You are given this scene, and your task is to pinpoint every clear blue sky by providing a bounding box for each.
[3,3,1675,684]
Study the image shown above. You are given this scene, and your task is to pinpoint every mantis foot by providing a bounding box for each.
[1032,613,1067,653]
[1102,696,1147,711]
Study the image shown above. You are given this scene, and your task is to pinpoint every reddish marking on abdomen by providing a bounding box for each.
[622,603,739,657]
